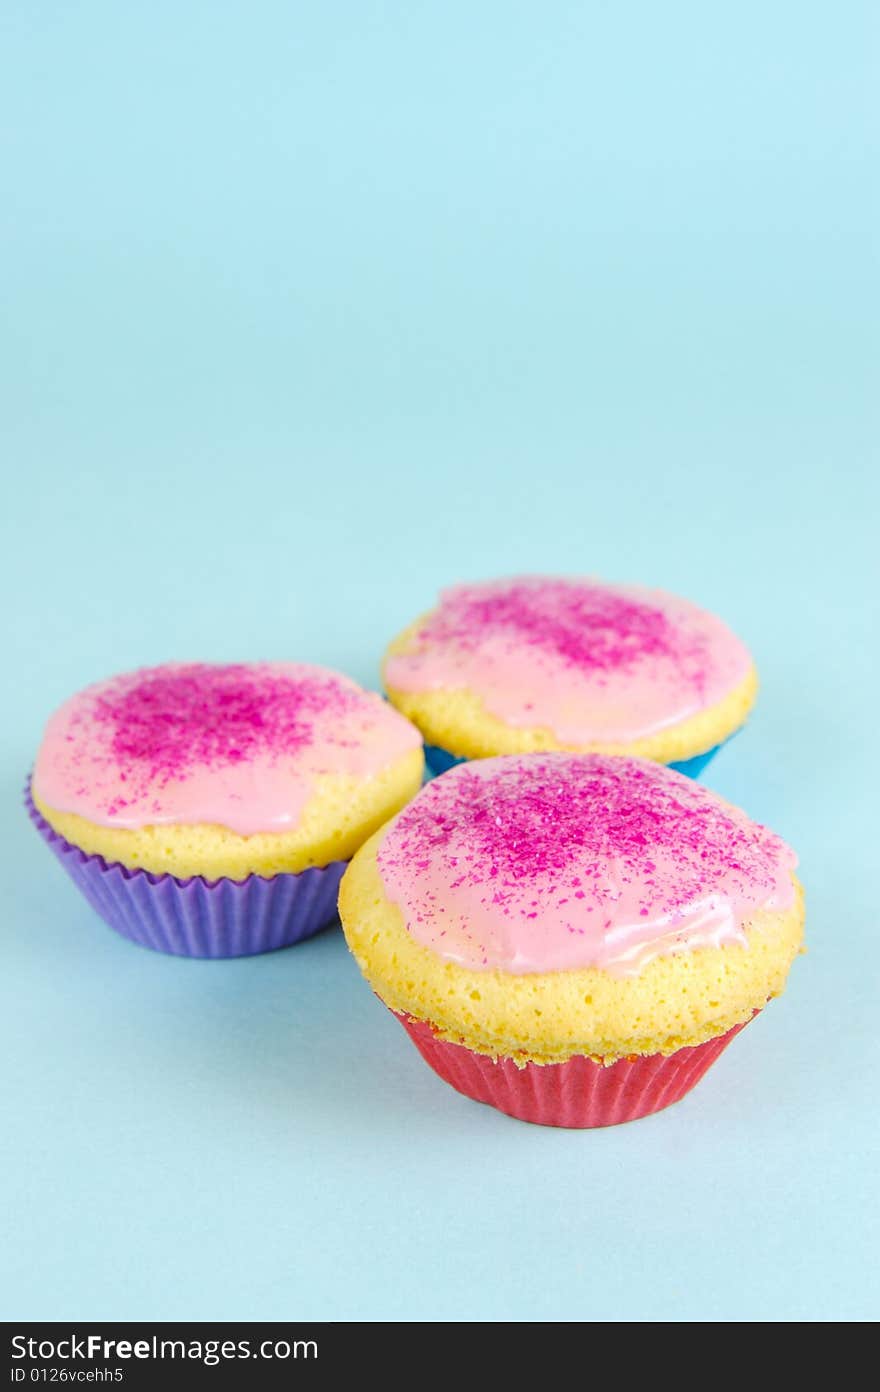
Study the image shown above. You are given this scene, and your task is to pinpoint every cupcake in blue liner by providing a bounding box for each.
[422,743,724,779]
[29,662,424,957]
[383,577,756,779]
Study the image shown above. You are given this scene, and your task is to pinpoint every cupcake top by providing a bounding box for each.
[34,661,422,836]
[376,754,797,978]
[384,576,753,745]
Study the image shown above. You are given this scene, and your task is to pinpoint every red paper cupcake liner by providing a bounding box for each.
[26,782,345,959]
[398,1012,752,1128]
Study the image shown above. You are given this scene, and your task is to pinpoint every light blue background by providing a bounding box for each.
[2,2,877,1322]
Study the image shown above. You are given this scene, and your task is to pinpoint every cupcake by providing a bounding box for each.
[383,576,757,777]
[339,754,803,1128]
[29,662,424,957]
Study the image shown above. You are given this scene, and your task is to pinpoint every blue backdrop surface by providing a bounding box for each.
[1,2,877,1321]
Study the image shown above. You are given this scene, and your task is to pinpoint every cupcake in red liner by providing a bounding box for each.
[384,576,758,778]
[29,662,423,957]
[339,754,804,1128]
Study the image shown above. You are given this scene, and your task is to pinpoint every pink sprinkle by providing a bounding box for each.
[375,753,797,976]
[418,578,704,676]
[90,663,359,789]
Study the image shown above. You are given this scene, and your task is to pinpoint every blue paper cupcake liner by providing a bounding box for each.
[423,741,727,780]
[26,784,345,958]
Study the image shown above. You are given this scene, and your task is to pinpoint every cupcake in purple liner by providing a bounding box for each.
[29,662,424,957]
[383,577,757,778]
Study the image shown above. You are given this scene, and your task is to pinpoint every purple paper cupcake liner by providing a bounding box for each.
[424,739,728,781]
[26,783,346,958]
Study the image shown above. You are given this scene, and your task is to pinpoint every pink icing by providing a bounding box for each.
[384,577,753,743]
[34,662,422,835]
[376,754,797,977]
